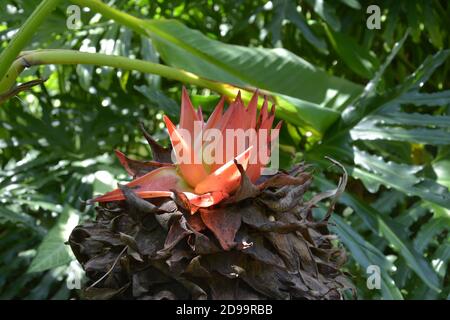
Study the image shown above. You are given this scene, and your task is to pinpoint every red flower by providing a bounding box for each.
[94,89,281,213]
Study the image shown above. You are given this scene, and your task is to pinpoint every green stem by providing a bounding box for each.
[0,48,312,132]
[0,0,61,82]
[0,49,233,98]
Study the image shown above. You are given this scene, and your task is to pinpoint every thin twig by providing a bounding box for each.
[87,246,127,289]
[0,79,46,104]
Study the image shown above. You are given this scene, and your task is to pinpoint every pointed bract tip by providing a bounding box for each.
[270,103,276,115]
[235,90,242,102]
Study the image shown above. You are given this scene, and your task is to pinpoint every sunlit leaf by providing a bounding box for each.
[28,206,79,273]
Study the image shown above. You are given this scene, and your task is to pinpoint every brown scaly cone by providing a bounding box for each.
[69,144,354,300]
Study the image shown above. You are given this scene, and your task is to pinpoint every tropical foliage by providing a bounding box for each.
[0,0,449,299]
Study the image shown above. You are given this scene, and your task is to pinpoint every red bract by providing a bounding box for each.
[93,88,282,213]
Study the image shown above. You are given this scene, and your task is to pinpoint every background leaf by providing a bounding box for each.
[28,206,79,273]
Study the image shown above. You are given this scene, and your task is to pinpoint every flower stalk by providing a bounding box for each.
[0,49,235,103]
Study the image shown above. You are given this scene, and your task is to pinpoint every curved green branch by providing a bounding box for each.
[0,0,61,82]
[0,49,234,101]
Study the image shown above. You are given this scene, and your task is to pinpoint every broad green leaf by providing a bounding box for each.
[12,196,64,213]
[283,0,328,53]
[143,19,362,104]
[25,267,69,300]
[424,5,443,49]
[0,230,41,299]
[382,2,401,45]
[363,33,409,96]
[430,242,450,279]
[117,27,133,57]
[134,85,179,117]
[98,24,119,90]
[372,190,405,215]
[394,203,429,228]
[338,0,361,9]
[142,19,363,131]
[325,25,379,79]
[276,93,341,132]
[76,27,103,91]
[340,32,408,124]
[350,118,450,145]
[316,175,442,292]
[342,45,449,129]
[405,1,421,42]
[28,206,79,273]
[433,159,450,188]
[402,50,450,91]
[351,148,450,209]
[398,90,450,106]
[411,242,450,300]
[140,36,161,88]
[269,0,328,53]
[414,216,450,253]
[330,215,403,300]
[363,140,412,164]
[190,94,221,112]
[305,0,341,31]
[368,113,450,128]
[308,143,450,209]
[0,206,43,234]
